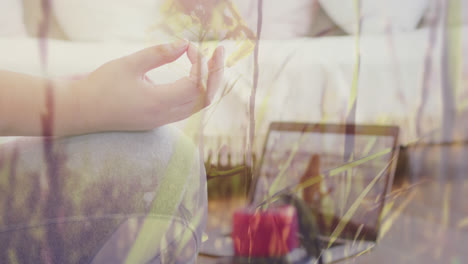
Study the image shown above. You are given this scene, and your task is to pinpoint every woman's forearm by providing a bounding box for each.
[0,70,83,136]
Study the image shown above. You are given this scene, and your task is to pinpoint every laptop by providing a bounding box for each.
[200,122,400,263]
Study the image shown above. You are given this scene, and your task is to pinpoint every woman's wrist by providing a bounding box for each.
[0,72,92,137]
[52,78,97,136]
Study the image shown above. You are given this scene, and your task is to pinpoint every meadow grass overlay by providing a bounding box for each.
[202,0,468,262]
[1,0,468,263]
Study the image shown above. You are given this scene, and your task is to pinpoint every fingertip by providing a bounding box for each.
[129,41,188,74]
[211,46,224,59]
[172,38,189,49]
[209,46,225,71]
[187,42,198,64]
[217,46,225,60]
[216,46,225,69]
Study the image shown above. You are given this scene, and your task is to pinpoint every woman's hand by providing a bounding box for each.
[0,40,223,136]
[73,40,224,134]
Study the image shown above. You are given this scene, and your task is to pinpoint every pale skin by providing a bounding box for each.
[0,40,224,136]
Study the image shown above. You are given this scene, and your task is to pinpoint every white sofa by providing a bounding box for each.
[1,27,467,165]
[2,1,468,158]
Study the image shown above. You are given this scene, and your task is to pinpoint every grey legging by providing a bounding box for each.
[0,126,207,264]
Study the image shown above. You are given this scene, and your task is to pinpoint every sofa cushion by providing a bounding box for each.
[421,0,468,28]
[51,0,318,41]
[52,0,159,41]
[0,0,27,37]
[234,0,317,40]
[319,0,429,34]
[22,0,68,39]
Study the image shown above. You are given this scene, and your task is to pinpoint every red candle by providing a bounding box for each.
[232,205,299,258]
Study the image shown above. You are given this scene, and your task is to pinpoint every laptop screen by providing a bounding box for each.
[251,123,399,241]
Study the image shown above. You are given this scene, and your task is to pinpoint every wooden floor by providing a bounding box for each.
[198,144,468,263]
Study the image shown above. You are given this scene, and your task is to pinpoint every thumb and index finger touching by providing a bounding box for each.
[126,40,189,74]
[126,40,224,107]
